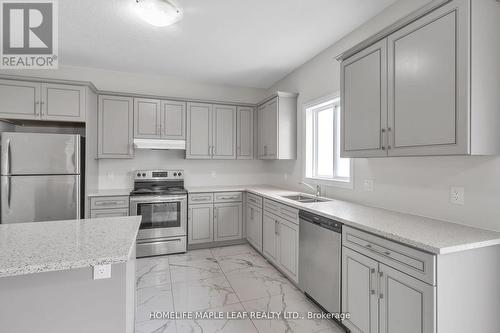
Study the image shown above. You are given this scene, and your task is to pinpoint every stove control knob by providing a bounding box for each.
[137,173,141,177]
[142,173,146,177]
[178,172,182,177]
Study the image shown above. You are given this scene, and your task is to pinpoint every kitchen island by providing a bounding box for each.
[0,216,141,333]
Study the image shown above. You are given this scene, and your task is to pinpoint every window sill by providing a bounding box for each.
[304,177,353,190]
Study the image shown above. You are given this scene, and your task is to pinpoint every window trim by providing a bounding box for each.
[302,93,353,190]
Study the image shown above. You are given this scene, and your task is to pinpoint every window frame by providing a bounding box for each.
[303,93,353,189]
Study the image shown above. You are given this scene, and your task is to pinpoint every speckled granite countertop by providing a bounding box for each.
[186,185,500,255]
[0,216,141,278]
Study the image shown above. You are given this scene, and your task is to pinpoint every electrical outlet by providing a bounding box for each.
[363,179,374,192]
[283,173,288,180]
[93,264,111,280]
[211,171,216,178]
[450,186,465,205]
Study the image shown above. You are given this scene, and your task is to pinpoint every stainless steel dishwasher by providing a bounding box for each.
[299,210,342,315]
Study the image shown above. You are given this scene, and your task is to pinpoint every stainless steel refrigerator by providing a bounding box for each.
[0,132,83,224]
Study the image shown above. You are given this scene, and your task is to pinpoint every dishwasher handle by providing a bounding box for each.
[299,210,342,233]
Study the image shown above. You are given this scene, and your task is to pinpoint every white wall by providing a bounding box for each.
[267,0,500,232]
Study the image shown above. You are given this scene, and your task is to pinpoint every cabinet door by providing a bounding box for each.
[277,219,299,283]
[262,212,279,264]
[387,2,469,156]
[257,104,267,158]
[186,102,212,159]
[341,39,388,158]
[379,263,436,333]
[246,205,255,245]
[342,247,379,333]
[237,106,254,159]
[134,98,161,139]
[188,204,213,244]
[214,202,242,241]
[161,100,186,140]
[98,95,134,159]
[0,80,40,120]
[246,205,262,252]
[41,83,86,122]
[213,104,236,159]
[263,98,278,159]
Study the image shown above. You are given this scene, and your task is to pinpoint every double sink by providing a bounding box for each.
[281,194,331,203]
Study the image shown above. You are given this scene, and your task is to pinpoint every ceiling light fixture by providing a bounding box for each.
[135,0,183,27]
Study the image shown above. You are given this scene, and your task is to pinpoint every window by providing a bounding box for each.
[304,96,352,187]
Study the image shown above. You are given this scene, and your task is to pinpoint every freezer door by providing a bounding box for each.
[1,132,80,175]
[1,175,80,223]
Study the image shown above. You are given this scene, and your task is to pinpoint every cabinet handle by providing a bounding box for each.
[214,207,218,220]
[387,127,392,150]
[35,101,40,115]
[381,128,386,150]
[379,271,384,299]
[365,244,391,256]
[264,145,268,156]
[40,101,45,116]
[274,220,279,235]
[250,207,254,219]
[219,196,239,200]
[95,201,122,206]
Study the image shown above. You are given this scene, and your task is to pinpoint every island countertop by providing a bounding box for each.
[0,216,141,278]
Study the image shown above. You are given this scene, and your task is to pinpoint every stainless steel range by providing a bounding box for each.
[129,170,187,257]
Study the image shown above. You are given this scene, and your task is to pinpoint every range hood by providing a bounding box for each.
[134,139,186,150]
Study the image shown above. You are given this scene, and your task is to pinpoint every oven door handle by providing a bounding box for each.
[136,238,183,245]
[130,195,187,203]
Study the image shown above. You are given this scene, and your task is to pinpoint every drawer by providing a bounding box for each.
[90,196,129,210]
[189,193,214,204]
[246,192,263,208]
[90,208,129,218]
[343,226,436,285]
[214,192,242,203]
[263,199,299,225]
[136,237,186,258]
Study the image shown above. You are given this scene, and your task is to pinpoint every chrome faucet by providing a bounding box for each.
[300,182,321,198]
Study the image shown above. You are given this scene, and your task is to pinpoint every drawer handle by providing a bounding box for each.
[96,201,122,206]
[192,197,209,201]
[219,196,239,200]
[365,244,391,256]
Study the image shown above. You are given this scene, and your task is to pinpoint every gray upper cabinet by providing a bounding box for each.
[41,83,86,122]
[341,40,387,158]
[236,106,254,159]
[186,102,237,160]
[340,0,500,157]
[213,104,236,159]
[134,98,161,139]
[257,92,297,160]
[98,95,134,159]
[186,102,213,159]
[386,2,468,156]
[0,79,40,120]
[161,100,186,140]
[0,80,86,122]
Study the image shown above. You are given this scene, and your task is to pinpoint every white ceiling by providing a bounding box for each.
[60,0,396,88]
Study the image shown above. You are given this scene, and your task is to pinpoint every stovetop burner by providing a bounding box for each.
[130,169,187,196]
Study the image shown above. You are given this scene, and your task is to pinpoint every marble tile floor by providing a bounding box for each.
[135,244,345,333]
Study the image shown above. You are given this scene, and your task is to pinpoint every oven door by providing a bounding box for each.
[129,195,187,240]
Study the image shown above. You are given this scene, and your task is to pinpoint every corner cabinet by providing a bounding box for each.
[257,92,298,160]
[0,79,86,122]
[340,0,500,157]
[186,103,236,159]
[98,95,134,159]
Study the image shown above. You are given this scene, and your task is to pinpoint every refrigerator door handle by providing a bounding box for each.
[74,176,80,219]
[7,176,11,209]
[6,139,11,175]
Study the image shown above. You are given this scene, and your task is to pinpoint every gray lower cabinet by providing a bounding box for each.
[98,95,134,159]
[214,202,242,241]
[0,79,86,122]
[237,106,254,159]
[188,204,214,244]
[342,226,436,333]
[246,204,262,252]
[89,195,129,219]
[90,208,129,218]
[262,206,299,283]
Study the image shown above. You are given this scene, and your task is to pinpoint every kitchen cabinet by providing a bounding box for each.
[188,192,243,246]
[262,199,299,283]
[339,0,500,157]
[186,102,213,159]
[342,226,436,333]
[89,195,129,219]
[262,212,279,264]
[257,92,298,160]
[98,95,134,159]
[186,103,237,159]
[214,202,242,241]
[188,204,214,244]
[236,106,254,159]
[0,79,86,122]
[161,100,186,140]
[212,104,237,159]
[340,40,387,157]
[246,200,263,252]
[134,98,161,139]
